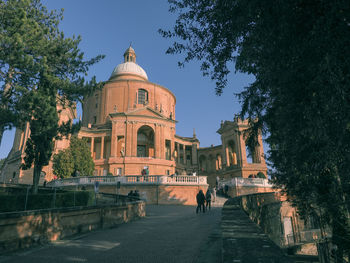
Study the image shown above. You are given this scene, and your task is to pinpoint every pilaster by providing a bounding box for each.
[90,137,95,158]
[100,136,104,159]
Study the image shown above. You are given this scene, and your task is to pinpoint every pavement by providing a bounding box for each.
[0,196,298,263]
[0,201,225,263]
[221,198,295,263]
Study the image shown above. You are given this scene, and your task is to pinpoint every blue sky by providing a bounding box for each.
[0,0,255,159]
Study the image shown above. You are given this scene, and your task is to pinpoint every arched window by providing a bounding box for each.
[138,89,148,105]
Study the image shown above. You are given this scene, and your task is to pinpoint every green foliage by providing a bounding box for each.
[162,0,350,255]
[0,0,104,192]
[69,137,94,176]
[256,172,265,179]
[0,191,95,212]
[52,149,74,178]
[52,137,94,178]
[0,158,5,168]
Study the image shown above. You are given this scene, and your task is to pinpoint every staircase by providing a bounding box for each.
[211,194,228,207]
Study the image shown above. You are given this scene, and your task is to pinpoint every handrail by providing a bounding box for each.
[47,175,208,187]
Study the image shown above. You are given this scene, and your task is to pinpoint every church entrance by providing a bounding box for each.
[137,125,155,158]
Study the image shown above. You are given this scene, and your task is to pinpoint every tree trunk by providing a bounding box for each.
[317,240,331,263]
[32,164,42,194]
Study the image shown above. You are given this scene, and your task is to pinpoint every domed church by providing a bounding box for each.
[78,46,199,176]
[1,46,267,185]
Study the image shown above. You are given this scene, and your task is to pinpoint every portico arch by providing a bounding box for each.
[137,125,155,157]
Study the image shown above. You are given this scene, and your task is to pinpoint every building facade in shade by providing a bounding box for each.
[197,116,267,186]
[0,104,76,184]
[1,46,267,185]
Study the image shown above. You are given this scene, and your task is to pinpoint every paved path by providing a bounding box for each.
[0,202,225,263]
[222,198,295,263]
[0,196,300,263]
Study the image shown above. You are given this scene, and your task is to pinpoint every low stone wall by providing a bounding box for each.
[240,193,285,246]
[66,184,208,206]
[0,201,145,254]
[238,193,319,257]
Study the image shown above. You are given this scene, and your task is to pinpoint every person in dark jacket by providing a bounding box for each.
[196,190,206,213]
[205,189,212,211]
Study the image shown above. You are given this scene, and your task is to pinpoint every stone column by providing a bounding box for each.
[160,125,164,159]
[171,136,175,161]
[225,145,230,166]
[111,122,116,157]
[154,124,160,159]
[100,136,104,159]
[125,121,133,157]
[131,122,137,157]
[183,145,186,165]
[237,130,247,166]
[258,133,266,165]
[177,143,180,163]
[90,137,95,159]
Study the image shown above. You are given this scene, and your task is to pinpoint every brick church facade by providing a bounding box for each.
[1,47,267,185]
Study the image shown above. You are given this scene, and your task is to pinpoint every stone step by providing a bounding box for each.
[211,196,228,207]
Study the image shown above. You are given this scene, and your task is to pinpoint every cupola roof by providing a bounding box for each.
[110,46,148,81]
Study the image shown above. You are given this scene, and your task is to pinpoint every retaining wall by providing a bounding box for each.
[66,184,208,206]
[0,201,145,254]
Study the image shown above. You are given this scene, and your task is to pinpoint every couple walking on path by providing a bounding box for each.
[196,189,212,213]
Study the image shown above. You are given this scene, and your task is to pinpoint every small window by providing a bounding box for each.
[138,89,148,105]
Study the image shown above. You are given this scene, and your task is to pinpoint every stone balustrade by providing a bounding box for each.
[219,177,273,188]
[47,175,207,187]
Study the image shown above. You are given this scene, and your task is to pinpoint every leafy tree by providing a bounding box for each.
[52,137,94,178]
[161,0,350,260]
[52,149,74,179]
[0,158,5,169]
[256,172,265,179]
[69,137,94,177]
[0,0,104,193]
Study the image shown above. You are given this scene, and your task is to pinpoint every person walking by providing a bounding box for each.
[196,190,206,213]
[205,189,212,211]
[212,187,216,202]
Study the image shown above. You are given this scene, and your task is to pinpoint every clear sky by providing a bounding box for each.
[0,0,255,159]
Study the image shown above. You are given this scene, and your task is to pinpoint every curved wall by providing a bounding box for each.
[83,78,176,126]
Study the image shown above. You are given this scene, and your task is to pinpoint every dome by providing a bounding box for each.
[109,45,148,81]
[110,62,148,80]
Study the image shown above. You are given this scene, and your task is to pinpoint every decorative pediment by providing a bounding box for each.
[126,106,169,119]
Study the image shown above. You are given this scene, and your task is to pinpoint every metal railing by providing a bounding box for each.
[47,175,208,187]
